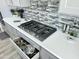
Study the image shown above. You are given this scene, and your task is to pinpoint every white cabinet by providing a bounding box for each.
[40,48,59,59]
[6,0,13,6]
[40,48,50,59]
[6,0,20,7]
[12,0,20,7]
[4,22,18,39]
[6,0,30,7]
[59,0,79,16]
[19,0,30,7]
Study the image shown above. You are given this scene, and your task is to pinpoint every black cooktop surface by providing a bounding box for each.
[18,20,57,41]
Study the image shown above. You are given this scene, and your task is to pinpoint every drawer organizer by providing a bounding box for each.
[10,38,39,59]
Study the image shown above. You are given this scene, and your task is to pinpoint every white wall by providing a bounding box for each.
[0,0,12,18]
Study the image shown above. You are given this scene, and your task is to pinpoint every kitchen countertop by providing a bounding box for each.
[3,16,79,59]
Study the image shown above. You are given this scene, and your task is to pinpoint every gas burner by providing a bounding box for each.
[18,20,57,41]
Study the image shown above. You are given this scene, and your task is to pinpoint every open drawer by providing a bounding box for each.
[10,38,39,59]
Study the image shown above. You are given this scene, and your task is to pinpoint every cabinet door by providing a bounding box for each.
[12,0,20,7]
[59,0,79,16]
[6,0,13,6]
[19,0,30,7]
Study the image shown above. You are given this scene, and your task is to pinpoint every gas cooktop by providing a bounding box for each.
[18,20,57,41]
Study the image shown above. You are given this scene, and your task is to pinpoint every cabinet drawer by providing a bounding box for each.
[17,31,40,50]
[9,38,39,59]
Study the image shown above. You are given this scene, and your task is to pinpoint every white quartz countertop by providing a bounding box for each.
[43,31,79,59]
[3,16,79,59]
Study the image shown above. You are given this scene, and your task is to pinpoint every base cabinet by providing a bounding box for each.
[40,48,50,59]
[4,22,18,39]
[40,48,59,59]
